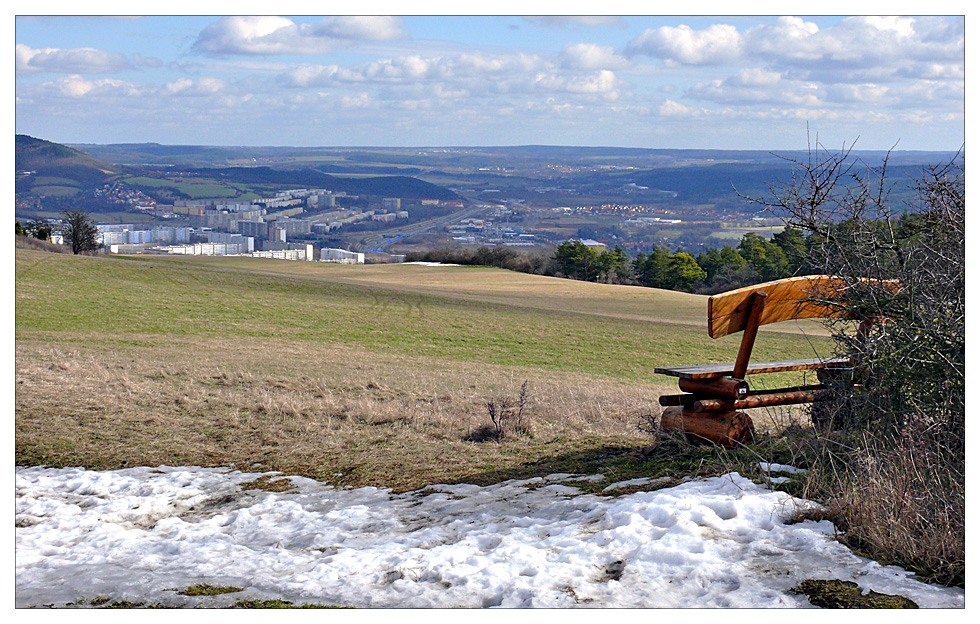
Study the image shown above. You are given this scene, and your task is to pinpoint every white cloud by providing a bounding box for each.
[310,16,405,42]
[192,16,407,56]
[658,100,694,117]
[283,52,624,100]
[339,92,372,109]
[824,83,893,105]
[164,77,227,96]
[687,71,817,107]
[625,16,963,82]
[16,43,132,74]
[52,75,138,98]
[560,43,630,70]
[625,24,742,65]
[726,68,782,88]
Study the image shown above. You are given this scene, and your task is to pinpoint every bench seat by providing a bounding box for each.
[654,356,852,380]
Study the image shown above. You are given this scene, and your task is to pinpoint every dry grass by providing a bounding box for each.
[15,235,72,254]
[793,434,965,587]
[16,334,678,492]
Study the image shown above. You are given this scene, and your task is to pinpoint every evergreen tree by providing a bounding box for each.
[738,232,789,281]
[771,226,808,275]
[553,240,600,281]
[662,251,706,291]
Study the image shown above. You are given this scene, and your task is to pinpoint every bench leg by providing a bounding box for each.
[660,406,755,447]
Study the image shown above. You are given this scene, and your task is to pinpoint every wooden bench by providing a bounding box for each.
[654,275,879,446]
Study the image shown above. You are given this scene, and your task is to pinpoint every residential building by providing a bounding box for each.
[321,248,365,264]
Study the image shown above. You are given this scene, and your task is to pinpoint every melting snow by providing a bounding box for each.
[15,465,964,608]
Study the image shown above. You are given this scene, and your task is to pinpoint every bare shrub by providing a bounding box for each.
[752,137,964,586]
[467,380,533,442]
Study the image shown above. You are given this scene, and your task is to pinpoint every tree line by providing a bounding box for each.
[552,228,809,294]
[407,226,812,295]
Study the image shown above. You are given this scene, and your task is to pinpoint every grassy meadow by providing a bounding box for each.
[15,246,834,492]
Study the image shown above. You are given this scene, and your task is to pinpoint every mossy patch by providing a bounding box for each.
[231,599,350,609]
[240,474,297,493]
[790,579,918,608]
[90,596,149,608]
[177,583,243,596]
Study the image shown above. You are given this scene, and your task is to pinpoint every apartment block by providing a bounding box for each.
[321,248,365,264]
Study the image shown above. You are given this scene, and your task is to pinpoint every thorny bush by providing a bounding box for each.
[752,139,964,586]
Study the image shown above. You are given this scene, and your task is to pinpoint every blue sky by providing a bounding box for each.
[14,11,966,150]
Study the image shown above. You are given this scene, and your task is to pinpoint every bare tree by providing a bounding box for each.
[62,210,99,255]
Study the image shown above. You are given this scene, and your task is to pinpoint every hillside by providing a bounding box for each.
[15,247,831,491]
[15,134,119,196]
[16,134,117,173]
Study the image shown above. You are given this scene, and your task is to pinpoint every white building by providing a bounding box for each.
[160,242,247,256]
[321,248,365,264]
[206,231,255,252]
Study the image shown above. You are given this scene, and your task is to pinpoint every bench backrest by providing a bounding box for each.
[708,275,856,339]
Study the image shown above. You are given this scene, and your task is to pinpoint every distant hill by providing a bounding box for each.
[19,138,457,204]
[16,134,118,177]
[16,135,120,197]
[68,142,256,167]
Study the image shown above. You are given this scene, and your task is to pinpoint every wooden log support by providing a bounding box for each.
[658,393,697,408]
[660,406,755,447]
[678,377,749,399]
[693,386,832,412]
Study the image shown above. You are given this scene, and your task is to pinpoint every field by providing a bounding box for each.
[29,185,80,197]
[121,176,245,199]
[15,246,833,492]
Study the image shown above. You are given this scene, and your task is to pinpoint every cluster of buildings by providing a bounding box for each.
[95,188,415,264]
[445,205,539,247]
[624,216,683,226]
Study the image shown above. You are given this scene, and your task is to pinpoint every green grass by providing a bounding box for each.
[123,176,180,188]
[31,176,80,187]
[122,176,242,198]
[178,584,243,597]
[790,580,918,608]
[15,250,828,383]
[30,185,80,196]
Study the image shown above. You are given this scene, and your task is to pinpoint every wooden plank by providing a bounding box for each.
[654,356,852,379]
[658,393,697,407]
[707,275,901,338]
[707,275,845,339]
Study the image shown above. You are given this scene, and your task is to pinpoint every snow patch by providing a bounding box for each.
[15,466,963,608]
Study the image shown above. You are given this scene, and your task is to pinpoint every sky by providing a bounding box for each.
[15,464,966,608]
[12,8,967,151]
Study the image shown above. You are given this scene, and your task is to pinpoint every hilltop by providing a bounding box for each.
[16,134,118,174]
